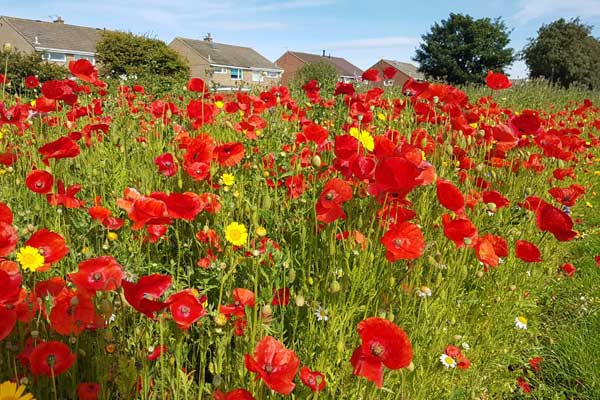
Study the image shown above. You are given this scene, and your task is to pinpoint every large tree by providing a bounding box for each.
[521,18,600,89]
[95,31,189,79]
[413,13,514,84]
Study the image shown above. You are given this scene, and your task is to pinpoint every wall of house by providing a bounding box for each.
[369,60,411,89]
[0,19,34,54]
[169,39,211,80]
[276,52,305,86]
[209,67,280,90]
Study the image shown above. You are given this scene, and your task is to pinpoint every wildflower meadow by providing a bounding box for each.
[0,61,599,399]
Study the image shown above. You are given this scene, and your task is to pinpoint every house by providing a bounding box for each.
[169,34,283,92]
[0,15,103,64]
[276,51,363,85]
[367,59,424,88]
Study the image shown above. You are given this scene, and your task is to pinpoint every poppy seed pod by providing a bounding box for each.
[3,42,11,52]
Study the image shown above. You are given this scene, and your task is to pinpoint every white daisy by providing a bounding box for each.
[440,353,456,368]
[515,316,528,329]
[314,306,329,322]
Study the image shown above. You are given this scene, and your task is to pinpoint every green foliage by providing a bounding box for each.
[95,31,189,79]
[291,60,339,96]
[0,49,67,92]
[521,18,600,89]
[413,13,514,84]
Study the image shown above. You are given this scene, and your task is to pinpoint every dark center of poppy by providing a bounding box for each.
[47,354,56,367]
[325,192,334,200]
[371,343,384,357]
[164,162,172,167]
[393,238,405,248]
[92,272,103,281]
[264,364,273,373]
[179,305,190,316]
[36,182,43,188]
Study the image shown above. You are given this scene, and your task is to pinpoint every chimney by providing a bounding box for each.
[53,16,64,24]
[322,49,325,57]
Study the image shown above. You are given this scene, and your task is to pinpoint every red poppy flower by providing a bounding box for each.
[482,190,510,210]
[316,178,353,223]
[301,123,329,145]
[122,274,172,318]
[0,305,17,341]
[442,214,478,248]
[151,192,203,221]
[560,263,576,277]
[548,184,585,207]
[244,336,299,395]
[515,240,542,263]
[167,289,207,330]
[25,170,54,194]
[117,188,170,230]
[284,175,307,199]
[49,288,96,335]
[0,202,13,224]
[25,75,40,88]
[214,389,255,400]
[350,317,413,388]
[362,69,381,82]
[436,179,464,213]
[25,228,69,267]
[220,288,255,319]
[68,256,124,294]
[271,287,290,306]
[517,377,532,393]
[535,202,576,241]
[29,340,76,376]
[47,180,86,209]
[38,136,80,166]
[595,255,600,268]
[380,222,424,262]
[147,344,168,361]
[368,157,423,200]
[383,66,397,79]
[0,221,18,257]
[154,153,178,177]
[485,70,511,90]
[334,82,355,96]
[299,366,326,392]
[214,142,245,167]
[529,357,543,373]
[69,59,98,83]
[77,382,100,400]
[0,267,22,306]
[187,77,207,93]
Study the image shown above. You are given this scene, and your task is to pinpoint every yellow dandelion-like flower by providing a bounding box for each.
[16,246,44,272]
[0,380,36,400]
[221,173,235,186]
[225,222,248,246]
[586,201,593,208]
[107,232,118,241]
[255,226,267,237]
[515,316,528,330]
[377,112,386,121]
[349,127,374,151]
[215,101,224,109]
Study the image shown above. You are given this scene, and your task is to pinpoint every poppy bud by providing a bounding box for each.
[213,313,227,326]
[294,294,305,307]
[261,304,272,318]
[486,203,497,212]
[311,154,322,168]
[336,339,345,353]
[288,268,296,283]
[329,280,341,293]
[463,237,472,246]
[3,43,11,52]
[476,271,484,278]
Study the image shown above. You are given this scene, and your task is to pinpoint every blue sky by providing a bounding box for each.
[4,0,600,78]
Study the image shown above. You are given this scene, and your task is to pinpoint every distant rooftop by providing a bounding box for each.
[287,51,363,77]
[382,59,424,80]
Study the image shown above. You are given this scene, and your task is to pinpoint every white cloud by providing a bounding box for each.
[512,0,600,24]
[208,21,287,31]
[324,36,420,50]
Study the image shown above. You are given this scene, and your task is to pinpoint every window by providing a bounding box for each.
[74,54,95,64]
[265,71,280,78]
[383,79,394,87]
[252,71,262,82]
[230,68,243,80]
[212,66,227,74]
[42,51,66,62]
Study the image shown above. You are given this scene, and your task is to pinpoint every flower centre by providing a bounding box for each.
[264,364,273,373]
[179,305,190,316]
[371,343,384,357]
[92,272,103,281]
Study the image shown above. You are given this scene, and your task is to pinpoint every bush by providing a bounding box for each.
[0,49,68,93]
[291,61,339,97]
[95,31,189,80]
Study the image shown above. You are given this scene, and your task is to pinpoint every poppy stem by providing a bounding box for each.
[51,366,58,400]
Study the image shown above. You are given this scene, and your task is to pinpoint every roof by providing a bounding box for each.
[174,37,281,70]
[1,16,103,53]
[287,51,363,77]
[382,59,424,80]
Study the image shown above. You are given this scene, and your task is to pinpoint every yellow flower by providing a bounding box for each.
[515,316,528,329]
[107,232,118,241]
[16,246,44,272]
[0,380,35,400]
[221,173,235,186]
[586,201,593,208]
[215,100,224,109]
[225,222,248,246]
[349,127,374,151]
[377,112,386,121]
[255,226,267,237]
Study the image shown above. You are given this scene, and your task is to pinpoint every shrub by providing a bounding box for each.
[291,60,339,96]
[0,49,68,93]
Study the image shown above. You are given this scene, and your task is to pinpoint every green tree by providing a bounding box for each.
[413,13,514,84]
[521,18,600,89]
[0,49,67,93]
[95,31,189,79]
[291,61,339,96]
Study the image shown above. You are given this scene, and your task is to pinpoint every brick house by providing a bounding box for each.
[276,51,363,86]
[367,59,424,88]
[169,35,283,92]
[0,16,102,64]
